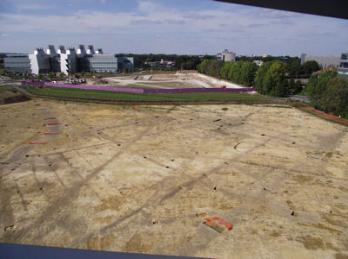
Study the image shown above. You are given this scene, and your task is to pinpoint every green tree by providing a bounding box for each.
[255,62,272,94]
[306,71,348,118]
[209,60,223,78]
[199,60,257,87]
[255,61,288,97]
[287,59,301,77]
[266,61,288,96]
[198,59,223,78]
[197,59,210,74]
[306,70,337,103]
[228,62,241,83]
[320,77,348,117]
[288,79,303,95]
[220,62,233,80]
[302,60,321,76]
[240,61,258,86]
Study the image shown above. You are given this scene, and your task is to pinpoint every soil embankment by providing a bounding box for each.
[0,88,30,105]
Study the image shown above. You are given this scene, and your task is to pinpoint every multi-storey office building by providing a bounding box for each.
[29,48,50,74]
[4,53,31,74]
[86,45,95,55]
[3,44,134,75]
[60,48,78,75]
[76,45,89,72]
[46,45,61,73]
[87,54,118,73]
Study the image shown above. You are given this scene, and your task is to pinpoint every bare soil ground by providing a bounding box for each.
[100,72,245,89]
[0,100,348,259]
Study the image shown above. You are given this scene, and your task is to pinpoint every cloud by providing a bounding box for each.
[16,3,54,11]
[0,0,347,55]
[138,0,161,13]
[0,8,299,33]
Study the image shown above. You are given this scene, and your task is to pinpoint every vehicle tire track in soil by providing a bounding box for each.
[68,108,259,246]
[13,179,29,212]
[43,156,67,189]
[58,152,103,200]
[87,122,346,255]
[71,156,200,247]
[0,106,256,249]
[234,129,347,201]
[193,127,344,254]
[0,108,57,234]
[184,128,348,256]
[40,142,111,157]
[237,160,348,183]
[8,105,178,243]
[29,159,57,202]
[74,135,274,249]
[57,153,83,179]
[1,145,33,164]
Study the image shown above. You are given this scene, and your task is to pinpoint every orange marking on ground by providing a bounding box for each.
[203,215,233,233]
[28,141,48,144]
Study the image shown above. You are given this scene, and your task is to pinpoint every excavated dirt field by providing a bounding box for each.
[102,72,244,89]
[0,100,348,259]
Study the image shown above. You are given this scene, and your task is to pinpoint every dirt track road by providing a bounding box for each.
[0,100,348,258]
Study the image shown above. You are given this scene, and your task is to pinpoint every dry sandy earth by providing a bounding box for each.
[103,72,244,89]
[0,100,348,259]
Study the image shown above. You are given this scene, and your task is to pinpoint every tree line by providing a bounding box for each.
[197,59,321,97]
[306,70,348,119]
[197,58,347,119]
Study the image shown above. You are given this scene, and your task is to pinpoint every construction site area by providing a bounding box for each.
[99,71,245,89]
[0,99,348,259]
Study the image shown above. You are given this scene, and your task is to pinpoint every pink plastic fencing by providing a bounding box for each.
[143,87,254,93]
[22,80,255,94]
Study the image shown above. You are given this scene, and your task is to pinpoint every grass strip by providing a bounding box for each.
[26,86,275,104]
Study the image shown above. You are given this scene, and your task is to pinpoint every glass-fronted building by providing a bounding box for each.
[4,54,31,74]
[3,45,134,75]
[87,54,118,73]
